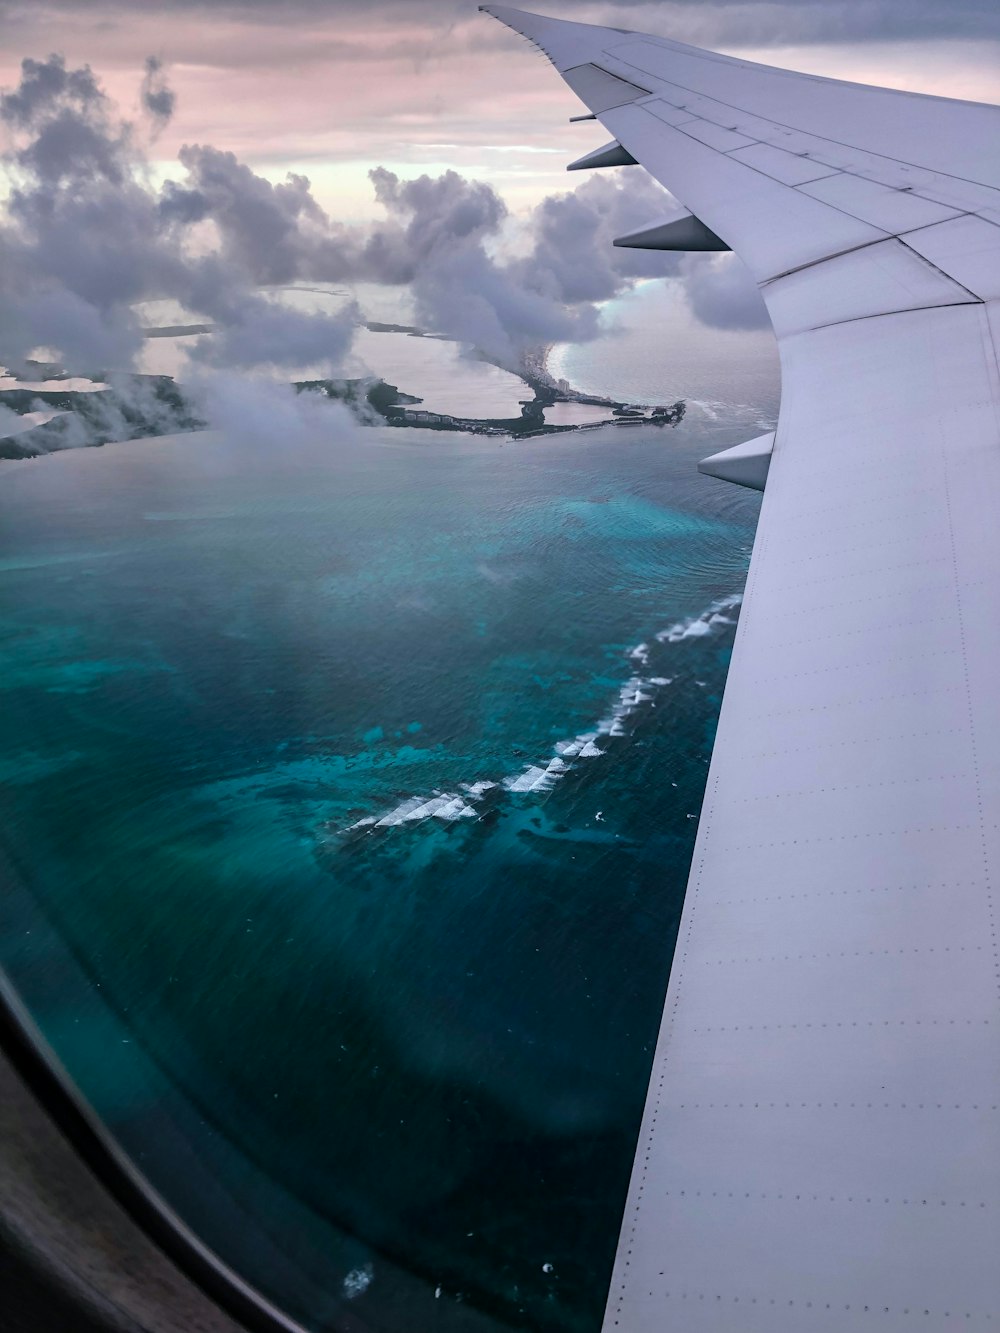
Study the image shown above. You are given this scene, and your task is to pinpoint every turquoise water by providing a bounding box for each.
[0,408,765,1330]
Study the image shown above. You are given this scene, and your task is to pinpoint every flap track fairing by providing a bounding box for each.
[567,140,638,170]
[698,432,775,491]
[613,211,730,252]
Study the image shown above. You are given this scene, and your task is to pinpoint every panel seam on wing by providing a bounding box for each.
[776,300,982,336]
[603,55,1000,197]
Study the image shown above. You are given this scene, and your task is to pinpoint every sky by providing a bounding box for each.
[2,0,999,218]
[1,0,998,415]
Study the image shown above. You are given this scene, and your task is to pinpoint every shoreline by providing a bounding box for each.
[0,324,685,459]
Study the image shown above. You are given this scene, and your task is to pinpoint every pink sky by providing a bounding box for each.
[2,4,999,219]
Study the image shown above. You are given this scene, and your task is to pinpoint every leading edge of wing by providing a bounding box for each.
[480,5,1000,196]
[482,5,1000,314]
[479,4,1000,113]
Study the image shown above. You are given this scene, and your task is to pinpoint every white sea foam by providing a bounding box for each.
[554,732,598,758]
[342,1265,373,1300]
[503,757,568,793]
[346,791,477,831]
[687,398,720,421]
[502,765,547,794]
[338,594,741,834]
[590,671,661,741]
[656,594,742,644]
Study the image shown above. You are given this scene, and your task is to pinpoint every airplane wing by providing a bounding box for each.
[482,7,1000,1330]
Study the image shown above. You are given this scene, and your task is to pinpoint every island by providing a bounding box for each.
[0,333,685,459]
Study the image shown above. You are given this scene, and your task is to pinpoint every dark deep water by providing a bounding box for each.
[0,413,764,1331]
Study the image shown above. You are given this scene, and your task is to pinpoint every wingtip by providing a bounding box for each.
[478,6,631,78]
[478,6,524,38]
[478,4,521,20]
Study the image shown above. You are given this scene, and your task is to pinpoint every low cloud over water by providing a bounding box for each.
[0,49,767,407]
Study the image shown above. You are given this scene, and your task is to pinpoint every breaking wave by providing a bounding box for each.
[339,594,742,836]
[655,593,742,644]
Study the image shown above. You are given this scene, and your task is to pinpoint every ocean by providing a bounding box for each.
[0,284,777,1331]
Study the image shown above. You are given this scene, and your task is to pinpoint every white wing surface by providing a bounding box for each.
[483,7,1000,1330]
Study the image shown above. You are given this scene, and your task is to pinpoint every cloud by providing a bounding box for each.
[413,241,602,364]
[362,167,768,348]
[365,166,606,366]
[1,54,129,188]
[186,293,358,372]
[139,55,175,132]
[678,253,770,331]
[0,52,102,127]
[514,171,683,305]
[0,288,142,374]
[2,4,993,230]
[0,54,360,377]
[369,166,507,264]
[0,402,35,437]
[594,0,1000,45]
[4,1,998,47]
[360,165,712,368]
[188,370,360,450]
[162,144,358,285]
[1,44,767,415]
[153,150,630,368]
